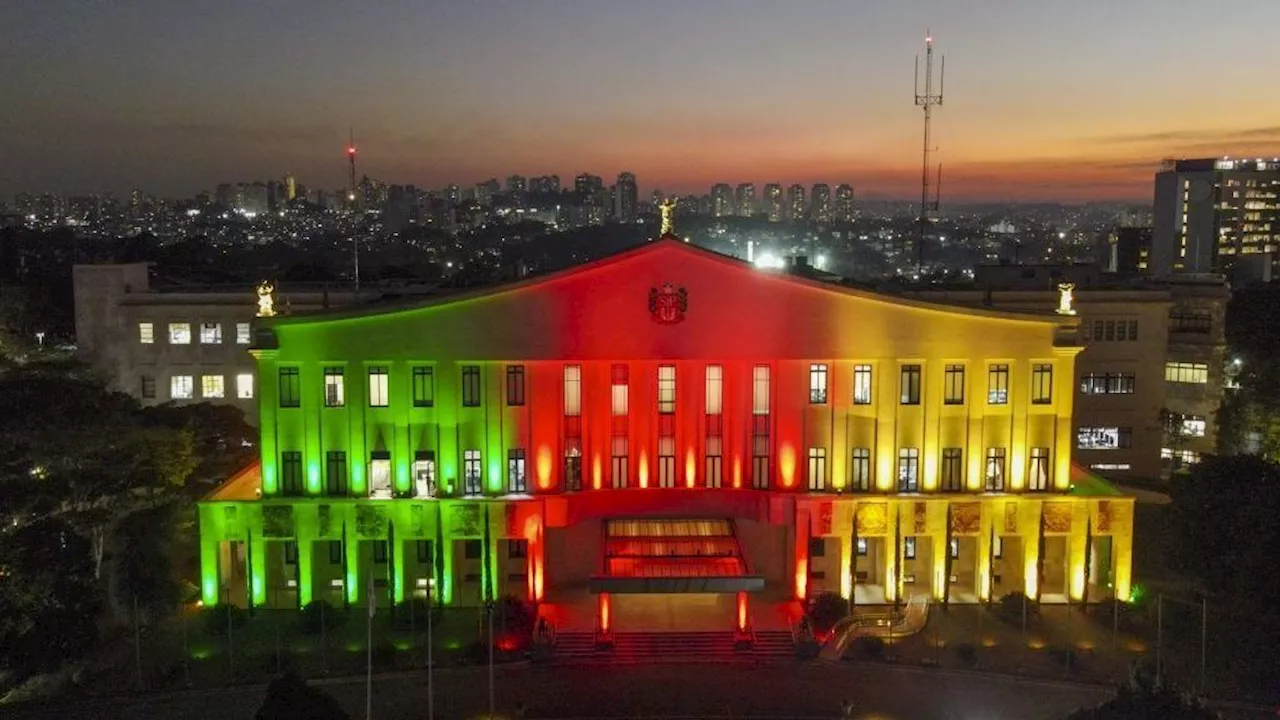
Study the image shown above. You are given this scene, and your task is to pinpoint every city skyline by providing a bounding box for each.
[4,1,1280,202]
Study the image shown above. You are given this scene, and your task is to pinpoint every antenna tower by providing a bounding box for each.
[346,128,360,290]
[914,31,944,275]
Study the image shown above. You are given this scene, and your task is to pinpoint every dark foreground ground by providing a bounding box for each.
[2,662,1273,720]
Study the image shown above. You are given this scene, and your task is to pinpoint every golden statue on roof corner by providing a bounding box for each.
[256,281,276,318]
[659,198,677,237]
[1056,282,1076,316]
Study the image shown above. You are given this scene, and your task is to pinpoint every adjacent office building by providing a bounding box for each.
[1152,157,1280,280]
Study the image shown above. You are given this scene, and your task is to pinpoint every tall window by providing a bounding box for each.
[369,452,392,498]
[278,367,300,407]
[461,366,482,406]
[1164,362,1208,384]
[507,449,527,493]
[943,364,965,405]
[326,451,347,495]
[281,451,303,495]
[236,322,251,344]
[463,450,482,495]
[563,365,581,416]
[984,448,1007,491]
[368,367,389,407]
[1031,363,1053,404]
[807,447,827,491]
[200,322,222,344]
[752,365,770,415]
[853,364,873,405]
[413,451,436,498]
[564,423,582,492]
[658,365,676,414]
[1029,447,1050,491]
[809,364,828,404]
[897,448,920,491]
[657,434,676,488]
[1077,427,1133,450]
[201,375,225,399]
[988,364,1009,404]
[705,365,723,489]
[850,448,871,491]
[611,436,629,489]
[505,365,525,406]
[168,322,191,344]
[236,373,254,399]
[171,375,194,400]
[324,367,345,407]
[705,365,722,415]
[705,420,723,489]
[412,366,434,407]
[900,365,921,405]
[140,375,156,399]
[139,322,154,344]
[611,364,629,416]
[941,447,963,491]
[752,365,770,489]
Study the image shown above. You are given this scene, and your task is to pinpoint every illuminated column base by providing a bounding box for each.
[931,530,947,603]
[1022,501,1041,599]
[793,508,810,601]
[976,502,993,603]
[598,593,611,633]
[1113,501,1135,601]
[297,536,315,607]
[736,591,749,631]
[200,535,220,607]
[345,532,361,606]
[248,530,267,608]
[1068,503,1090,602]
[884,501,900,604]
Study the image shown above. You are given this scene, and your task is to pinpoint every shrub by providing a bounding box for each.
[1090,596,1147,634]
[390,597,441,630]
[203,603,248,636]
[847,635,885,661]
[994,591,1038,625]
[1049,646,1079,670]
[954,642,977,665]
[298,601,346,636]
[806,591,850,635]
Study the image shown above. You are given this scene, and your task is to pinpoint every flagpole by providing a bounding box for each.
[428,572,434,720]
[366,567,374,720]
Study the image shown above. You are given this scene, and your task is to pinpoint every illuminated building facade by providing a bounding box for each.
[735,183,755,218]
[198,237,1133,630]
[834,184,855,222]
[763,184,783,223]
[711,184,733,218]
[810,184,832,223]
[786,184,806,222]
[1153,157,1280,279]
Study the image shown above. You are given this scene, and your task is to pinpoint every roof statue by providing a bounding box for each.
[256,281,277,318]
[1056,283,1076,316]
[659,198,677,237]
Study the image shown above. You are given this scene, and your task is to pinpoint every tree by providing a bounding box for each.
[255,672,349,720]
[0,359,196,625]
[1169,455,1280,611]
[1063,665,1218,719]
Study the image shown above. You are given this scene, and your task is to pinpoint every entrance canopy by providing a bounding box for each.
[589,518,765,594]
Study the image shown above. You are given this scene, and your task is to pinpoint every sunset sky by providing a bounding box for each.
[4,0,1280,202]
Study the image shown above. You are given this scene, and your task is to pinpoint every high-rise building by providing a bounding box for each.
[763,184,783,222]
[711,184,733,217]
[786,184,806,221]
[531,175,561,194]
[475,179,500,206]
[735,183,755,217]
[506,175,528,194]
[615,172,638,223]
[1107,227,1153,274]
[1152,157,1280,279]
[834,184,855,222]
[575,174,607,226]
[810,184,832,223]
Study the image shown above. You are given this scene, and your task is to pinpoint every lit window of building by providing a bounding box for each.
[324,368,345,407]
[236,322,252,344]
[201,374,225,398]
[368,367,389,407]
[170,375,194,399]
[809,364,828,404]
[1164,362,1208,384]
[200,322,222,344]
[168,322,191,344]
[236,373,254,399]
[139,322,154,344]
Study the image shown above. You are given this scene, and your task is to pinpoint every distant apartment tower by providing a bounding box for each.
[810,184,832,223]
[530,175,561,194]
[835,184,855,222]
[506,175,528,194]
[786,184,806,221]
[734,183,756,217]
[763,184,783,222]
[475,178,500,206]
[615,172,638,223]
[576,173,607,226]
[1152,158,1280,280]
[710,184,733,217]
[1107,227,1153,274]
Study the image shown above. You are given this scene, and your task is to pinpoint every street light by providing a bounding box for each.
[35,331,45,347]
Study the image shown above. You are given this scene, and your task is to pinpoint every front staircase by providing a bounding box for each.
[551,630,796,664]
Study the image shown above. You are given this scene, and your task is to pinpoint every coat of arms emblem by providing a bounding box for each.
[648,283,688,324]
